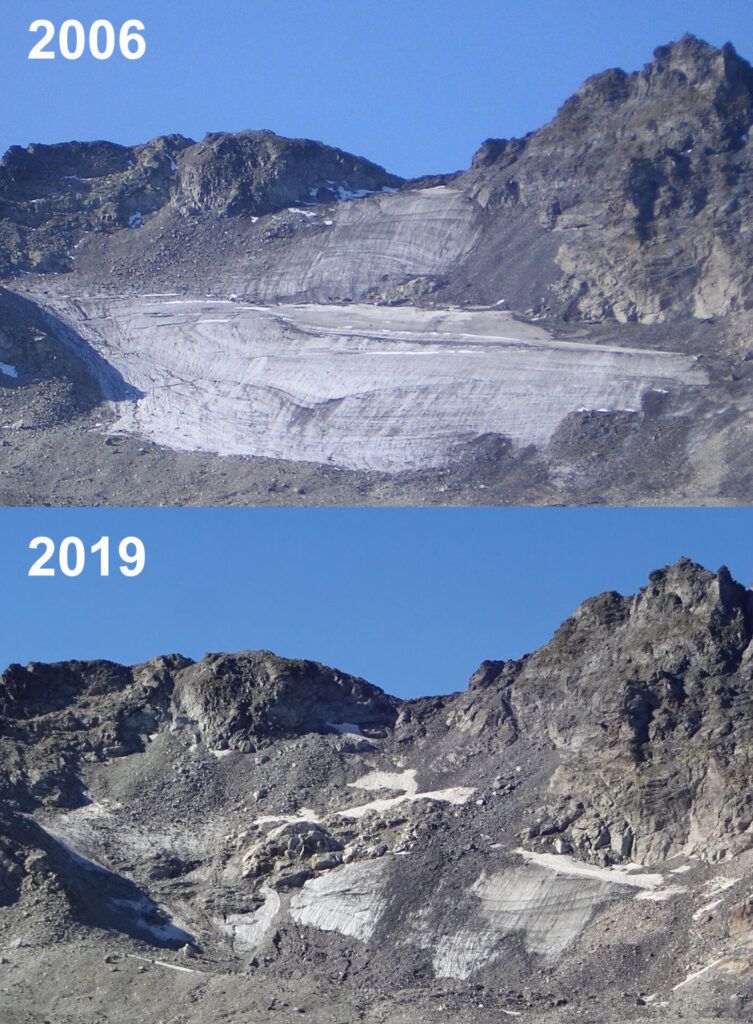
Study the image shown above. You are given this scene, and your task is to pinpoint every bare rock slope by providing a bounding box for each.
[5,560,753,1021]
[3,35,753,503]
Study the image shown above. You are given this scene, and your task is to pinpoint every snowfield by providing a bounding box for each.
[47,295,706,472]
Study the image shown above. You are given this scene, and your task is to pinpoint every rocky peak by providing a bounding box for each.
[174,130,403,216]
[651,33,753,94]
[466,35,753,322]
[173,650,399,751]
[509,558,753,723]
[634,557,752,629]
[560,557,752,646]
[556,34,753,139]
[482,559,753,863]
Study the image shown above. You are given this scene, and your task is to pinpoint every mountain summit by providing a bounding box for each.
[466,33,753,322]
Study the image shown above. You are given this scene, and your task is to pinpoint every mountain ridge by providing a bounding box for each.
[4,33,753,324]
[3,557,753,858]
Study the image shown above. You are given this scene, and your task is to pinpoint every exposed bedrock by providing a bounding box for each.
[470,558,753,864]
[172,651,398,751]
[465,34,753,323]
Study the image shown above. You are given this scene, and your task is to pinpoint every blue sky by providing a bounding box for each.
[3,1,753,177]
[2,509,753,698]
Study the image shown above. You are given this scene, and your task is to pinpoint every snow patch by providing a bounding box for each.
[516,849,665,890]
[0,362,19,379]
[224,887,281,950]
[693,899,723,921]
[635,884,687,902]
[326,722,363,735]
[323,180,392,202]
[350,769,419,795]
[340,768,474,819]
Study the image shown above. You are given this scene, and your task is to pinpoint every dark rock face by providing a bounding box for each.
[172,650,399,750]
[465,35,753,321]
[0,136,193,275]
[468,558,753,862]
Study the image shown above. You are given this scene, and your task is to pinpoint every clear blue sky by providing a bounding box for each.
[2,509,753,699]
[3,1,753,177]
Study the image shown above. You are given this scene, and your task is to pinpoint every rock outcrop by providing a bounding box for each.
[172,650,398,750]
[466,34,753,322]
[0,130,401,276]
[467,558,753,863]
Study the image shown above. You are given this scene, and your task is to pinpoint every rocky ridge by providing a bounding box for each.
[0,130,402,277]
